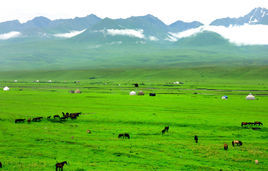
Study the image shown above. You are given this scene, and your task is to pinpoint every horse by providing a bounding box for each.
[162,129,166,135]
[54,115,60,119]
[15,119,25,123]
[56,161,67,171]
[232,140,242,146]
[149,93,156,96]
[118,133,130,139]
[0,161,2,168]
[241,122,248,127]
[47,116,51,119]
[254,121,263,126]
[134,83,139,87]
[87,130,91,134]
[224,144,228,150]
[27,118,31,123]
[32,117,42,122]
[194,135,198,143]
[164,126,169,132]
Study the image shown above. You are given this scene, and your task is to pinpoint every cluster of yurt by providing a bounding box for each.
[246,93,255,100]
[3,86,9,91]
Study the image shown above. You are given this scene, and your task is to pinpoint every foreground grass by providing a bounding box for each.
[0,78,267,170]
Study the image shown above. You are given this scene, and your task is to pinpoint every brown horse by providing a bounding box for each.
[241,122,248,127]
[254,121,263,126]
[232,140,242,146]
[56,161,67,171]
[224,144,228,150]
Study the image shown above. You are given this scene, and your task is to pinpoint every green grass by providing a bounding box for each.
[0,69,267,170]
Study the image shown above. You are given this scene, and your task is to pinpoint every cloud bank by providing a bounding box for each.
[106,29,145,39]
[170,24,268,45]
[0,31,21,40]
[54,29,86,38]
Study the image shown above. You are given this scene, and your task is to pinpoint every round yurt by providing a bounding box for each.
[3,86,10,91]
[75,89,81,94]
[138,91,144,95]
[221,96,228,100]
[246,93,255,100]
[129,91,136,96]
[14,80,18,83]
[48,80,52,83]
[35,80,40,83]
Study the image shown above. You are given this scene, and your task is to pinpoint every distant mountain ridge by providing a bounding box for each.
[210,7,268,26]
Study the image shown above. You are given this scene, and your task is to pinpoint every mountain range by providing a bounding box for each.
[0,7,267,71]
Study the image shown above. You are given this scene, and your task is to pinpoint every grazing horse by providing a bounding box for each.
[118,133,130,139]
[0,161,2,168]
[54,115,60,119]
[194,135,198,143]
[134,83,139,87]
[149,93,156,96]
[15,119,25,123]
[56,161,67,171]
[232,140,242,146]
[27,118,31,123]
[241,122,248,127]
[164,126,169,132]
[87,130,91,134]
[32,117,43,122]
[254,121,263,126]
[47,116,51,119]
[224,144,228,150]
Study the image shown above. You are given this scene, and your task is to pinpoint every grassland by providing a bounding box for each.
[0,67,267,170]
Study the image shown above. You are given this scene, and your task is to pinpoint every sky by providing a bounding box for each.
[0,0,267,25]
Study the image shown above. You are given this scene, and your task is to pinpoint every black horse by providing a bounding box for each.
[232,140,242,146]
[56,161,67,171]
[15,119,25,123]
[118,133,130,139]
[162,126,169,135]
[194,135,198,143]
[54,115,60,119]
[0,161,2,168]
[32,117,43,122]
[149,93,156,96]
[254,121,263,126]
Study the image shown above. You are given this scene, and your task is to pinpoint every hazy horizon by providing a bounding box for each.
[0,0,267,25]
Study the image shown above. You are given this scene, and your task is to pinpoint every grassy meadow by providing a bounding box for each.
[0,67,267,170]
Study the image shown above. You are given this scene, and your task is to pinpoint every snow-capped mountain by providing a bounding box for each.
[210,7,268,26]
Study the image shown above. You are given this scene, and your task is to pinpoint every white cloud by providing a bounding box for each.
[0,31,21,40]
[107,29,145,39]
[170,24,268,45]
[148,36,159,41]
[54,29,86,38]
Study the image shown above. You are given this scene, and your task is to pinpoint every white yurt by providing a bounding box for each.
[221,96,228,100]
[129,91,136,96]
[48,80,52,83]
[246,93,255,100]
[173,81,180,84]
[3,86,10,91]
[35,80,40,83]
[14,80,18,83]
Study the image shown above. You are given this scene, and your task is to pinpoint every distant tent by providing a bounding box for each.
[14,80,18,83]
[173,81,184,85]
[246,93,255,100]
[138,91,144,95]
[221,96,228,100]
[48,80,52,83]
[129,91,136,96]
[75,89,81,94]
[3,86,9,91]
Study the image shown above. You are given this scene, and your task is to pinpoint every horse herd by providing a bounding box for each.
[14,112,82,124]
[241,121,263,127]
